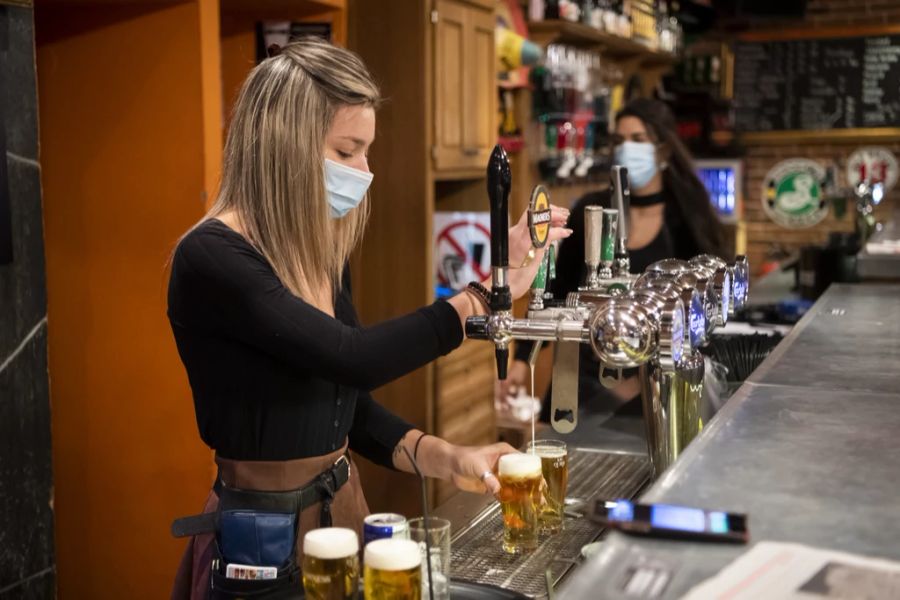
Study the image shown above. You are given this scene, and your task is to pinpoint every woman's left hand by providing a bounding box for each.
[449,442,518,497]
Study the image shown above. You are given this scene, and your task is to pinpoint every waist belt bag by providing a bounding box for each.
[171,454,351,599]
[218,509,296,568]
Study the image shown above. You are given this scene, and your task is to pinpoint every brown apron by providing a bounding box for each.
[171,443,369,600]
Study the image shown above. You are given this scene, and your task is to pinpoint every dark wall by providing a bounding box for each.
[0,2,55,598]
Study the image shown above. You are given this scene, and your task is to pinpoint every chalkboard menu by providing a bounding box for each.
[734,34,900,132]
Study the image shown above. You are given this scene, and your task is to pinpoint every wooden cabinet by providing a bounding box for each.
[350,0,499,512]
[433,0,496,174]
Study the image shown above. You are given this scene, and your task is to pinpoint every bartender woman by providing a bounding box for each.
[168,38,571,598]
[501,98,726,418]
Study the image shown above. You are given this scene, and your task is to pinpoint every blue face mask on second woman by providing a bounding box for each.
[324,158,374,218]
[613,141,658,190]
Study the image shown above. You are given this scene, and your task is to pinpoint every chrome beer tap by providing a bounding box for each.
[611,165,631,278]
[578,166,635,295]
[853,180,884,245]
[689,254,750,317]
[467,149,749,458]
[467,150,679,434]
[630,277,703,475]
[632,254,750,476]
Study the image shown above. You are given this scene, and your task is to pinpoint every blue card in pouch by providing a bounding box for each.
[219,510,297,568]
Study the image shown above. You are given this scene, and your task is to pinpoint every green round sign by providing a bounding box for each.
[761,159,828,229]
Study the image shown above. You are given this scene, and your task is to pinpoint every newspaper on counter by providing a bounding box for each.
[682,541,900,599]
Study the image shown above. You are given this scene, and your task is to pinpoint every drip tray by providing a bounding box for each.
[449,449,650,599]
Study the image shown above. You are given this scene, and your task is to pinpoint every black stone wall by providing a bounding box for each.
[0,2,55,598]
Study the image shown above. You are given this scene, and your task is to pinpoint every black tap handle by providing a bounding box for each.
[487,145,512,311]
[496,347,509,380]
[464,315,490,340]
[487,145,511,269]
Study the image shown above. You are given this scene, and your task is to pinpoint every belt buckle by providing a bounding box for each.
[333,453,350,475]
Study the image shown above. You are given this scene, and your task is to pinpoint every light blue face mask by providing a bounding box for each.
[324,158,374,218]
[614,141,658,190]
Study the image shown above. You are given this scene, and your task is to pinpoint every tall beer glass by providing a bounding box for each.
[363,538,422,600]
[497,453,542,554]
[302,527,360,600]
[527,440,569,534]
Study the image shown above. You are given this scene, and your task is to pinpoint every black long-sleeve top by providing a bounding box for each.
[167,219,463,465]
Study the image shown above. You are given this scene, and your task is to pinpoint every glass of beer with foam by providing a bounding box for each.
[497,453,543,554]
[363,538,422,600]
[527,439,569,534]
[302,527,360,600]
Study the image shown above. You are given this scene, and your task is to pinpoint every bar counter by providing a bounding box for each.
[434,283,900,598]
[560,283,900,598]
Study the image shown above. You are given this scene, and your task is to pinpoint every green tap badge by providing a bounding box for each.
[528,185,551,248]
[761,159,828,229]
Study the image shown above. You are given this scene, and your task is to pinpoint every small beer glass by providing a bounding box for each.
[302,527,360,600]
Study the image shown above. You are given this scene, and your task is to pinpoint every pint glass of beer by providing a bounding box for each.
[527,439,569,534]
[302,527,360,600]
[497,453,543,554]
[363,538,422,600]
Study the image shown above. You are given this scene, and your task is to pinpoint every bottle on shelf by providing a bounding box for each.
[533,44,615,185]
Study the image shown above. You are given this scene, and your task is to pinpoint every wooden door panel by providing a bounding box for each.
[434,0,468,170]
[467,7,496,168]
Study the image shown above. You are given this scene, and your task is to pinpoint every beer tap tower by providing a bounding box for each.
[467,146,749,477]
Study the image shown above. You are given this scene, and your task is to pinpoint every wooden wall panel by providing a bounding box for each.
[742,140,900,275]
[348,0,432,517]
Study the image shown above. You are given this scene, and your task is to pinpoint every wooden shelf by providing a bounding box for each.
[528,19,677,66]
[221,0,344,15]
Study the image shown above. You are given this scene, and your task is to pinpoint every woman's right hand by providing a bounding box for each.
[505,206,572,301]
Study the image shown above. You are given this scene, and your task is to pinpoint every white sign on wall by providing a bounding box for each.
[433,212,491,293]
[846,146,898,192]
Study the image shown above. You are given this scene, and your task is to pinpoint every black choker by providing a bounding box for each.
[629,191,665,207]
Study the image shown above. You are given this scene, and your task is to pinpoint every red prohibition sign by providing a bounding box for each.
[436,221,492,282]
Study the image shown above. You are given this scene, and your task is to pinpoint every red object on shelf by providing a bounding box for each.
[499,135,525,153]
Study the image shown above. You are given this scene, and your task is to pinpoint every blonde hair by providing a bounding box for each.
[207,37,380,307]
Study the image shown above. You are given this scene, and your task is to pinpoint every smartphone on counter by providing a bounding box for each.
[592,499,749,544]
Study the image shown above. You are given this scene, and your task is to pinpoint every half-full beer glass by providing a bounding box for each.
[302,527,360,600]
[527,440,569,534]
[497,453,542,554]
[364,538,422,600]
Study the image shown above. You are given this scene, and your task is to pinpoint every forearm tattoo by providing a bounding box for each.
[393,431,413,464]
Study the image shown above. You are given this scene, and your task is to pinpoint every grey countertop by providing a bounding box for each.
[858,216,900,280]
[559,283,900,599]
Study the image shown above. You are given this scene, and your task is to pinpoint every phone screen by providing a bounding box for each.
[603,500,746,539]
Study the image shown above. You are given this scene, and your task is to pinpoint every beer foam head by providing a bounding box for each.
[533,446,567,458]
[304,527,359,560]
[364,539,421,571]
[528,441,567,458]
[499,453,541,478]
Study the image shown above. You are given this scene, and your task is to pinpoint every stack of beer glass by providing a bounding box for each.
[497,440,570,555]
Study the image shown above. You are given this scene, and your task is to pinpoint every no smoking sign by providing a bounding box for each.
[433,212,491,291]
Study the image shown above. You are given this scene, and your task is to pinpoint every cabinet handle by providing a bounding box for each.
[462,147,480,156]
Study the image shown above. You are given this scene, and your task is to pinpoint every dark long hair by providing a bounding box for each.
[616,99,727,258]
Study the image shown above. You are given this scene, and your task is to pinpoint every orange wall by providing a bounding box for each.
[35,3,219,596]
